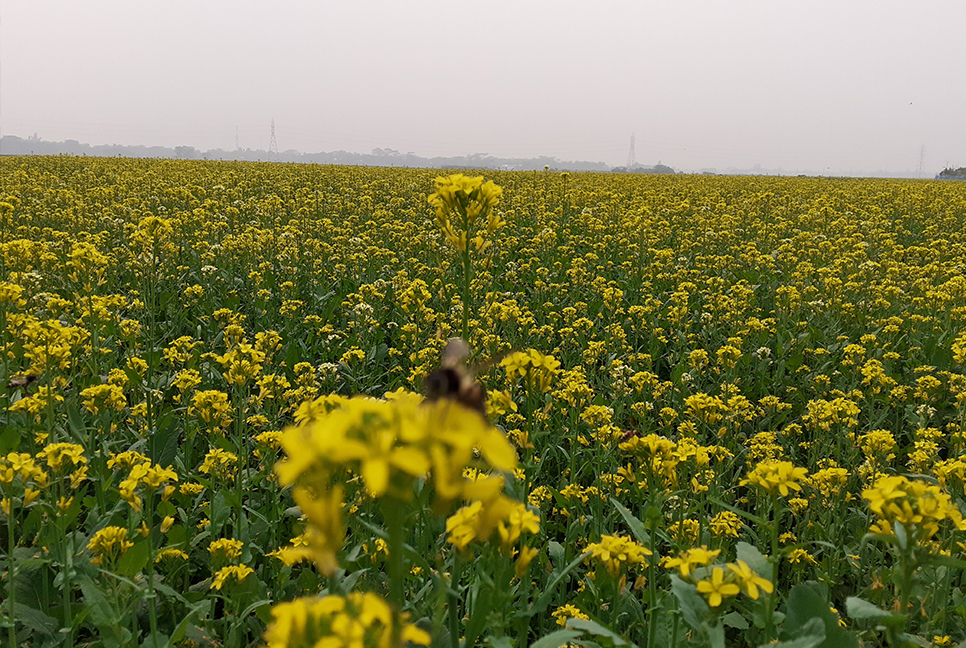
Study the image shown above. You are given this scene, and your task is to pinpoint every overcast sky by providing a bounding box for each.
[1,1,964,174]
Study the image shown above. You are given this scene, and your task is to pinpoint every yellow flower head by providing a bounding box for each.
[662,546,720,577]
[428,174,503,252]
[741,460,809,498]
[585,534,652,577]
[696,566,741,608]
[87,526,133,566]
[862,474,962,541]
[211,564,254,590]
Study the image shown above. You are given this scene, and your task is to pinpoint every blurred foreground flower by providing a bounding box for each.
[262,591,430,648]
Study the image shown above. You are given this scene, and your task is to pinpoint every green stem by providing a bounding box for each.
[383,500,406,647]
[6,497,16,648]
[144,491,160,646]
[461,246,472,341]
[898,535,914,622]
[183,410,193,474]
[448,553,462,648]
[146,246,158,456]
[87,291,98,379]
[763,496,780,644]
[646,526,658,648]
[55,480,74,644]
[232,384,246,530]
[516,552,530,647]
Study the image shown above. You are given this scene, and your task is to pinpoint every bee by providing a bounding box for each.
[423,338,486,417]
[423,338,514,419]
[6,374,39,390]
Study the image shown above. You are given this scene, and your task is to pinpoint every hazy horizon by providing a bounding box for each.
[2,1,964,176]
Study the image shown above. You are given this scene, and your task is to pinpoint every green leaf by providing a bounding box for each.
[779,585,859,648]
[610,498,650,547]
[154,581,190,606]
[823,626,859,647]
[896,633,930,647]
[670,575,709,631]
[210,490,231,534]
[722,611,749,630]
[782,584,838,636]
[565,618,629,647]
[924,553,966,570]
[11,602,57,637]
[548,540,565,567]
[464,583,496,648]
[704,621,726,648]
[142,632,170,648]
[166,601,207,646]
[893,521,908,550]
[530,629,583,648]
[78,576,131,648]
[844,596,891,620]
[765,630,826,648]
[860,531,900,548]
[116,538,151,577]
[165,524,188,549]
[845,596,903,628]
[0,427,23,453]
[238,599,272,622]
[487,637,514,648]
[735,542,770,579]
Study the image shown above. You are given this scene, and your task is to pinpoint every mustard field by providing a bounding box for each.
[2,156,966,648]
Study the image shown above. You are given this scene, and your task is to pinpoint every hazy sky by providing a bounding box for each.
[2,1,964,174]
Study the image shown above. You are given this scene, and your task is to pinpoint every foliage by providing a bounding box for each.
[1,157,966,647]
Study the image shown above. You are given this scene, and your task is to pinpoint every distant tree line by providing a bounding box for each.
[938,167,966,179]
[610,163,676,174]
[0,135,612,172]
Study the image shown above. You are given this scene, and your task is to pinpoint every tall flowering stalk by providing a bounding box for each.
[739,459,809,643]
[117,459,179,646]
[1,452,47,648]
[428,175,504,340]
[861,474,966,640]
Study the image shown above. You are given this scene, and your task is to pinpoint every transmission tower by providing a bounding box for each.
[626,133,637,168]
[268,119,279,160]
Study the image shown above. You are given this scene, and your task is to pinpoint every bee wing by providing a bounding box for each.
[466,346,524,379]
[440,337,472,369]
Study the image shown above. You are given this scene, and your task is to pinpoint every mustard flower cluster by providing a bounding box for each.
[863,475,965,541]
[262,592,430,648]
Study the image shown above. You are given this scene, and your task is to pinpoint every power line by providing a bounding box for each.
[268,118,278,160]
